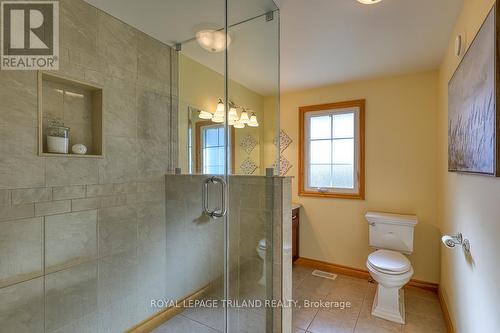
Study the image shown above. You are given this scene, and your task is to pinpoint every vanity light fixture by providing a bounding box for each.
[233,120,245,129]
[198,110,213,120]
[228,105,238,120]
[248,112,259,127]
[239,108,250,124]
[357,0,382,4]
[207,99,258,128]
[212,99,225,123]
[196,30,231,52]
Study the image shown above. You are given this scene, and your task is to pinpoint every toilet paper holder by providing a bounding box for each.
[442,233,470,253]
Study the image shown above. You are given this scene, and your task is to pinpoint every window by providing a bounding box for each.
[195,121,234,174]
[299,100,365,199]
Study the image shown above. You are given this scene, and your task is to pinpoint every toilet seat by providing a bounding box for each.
[367,249,411,275]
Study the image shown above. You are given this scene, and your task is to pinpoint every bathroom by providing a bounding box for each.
[1,0,499,333]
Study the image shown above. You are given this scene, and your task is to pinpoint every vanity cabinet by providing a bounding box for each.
[292,207,300,262]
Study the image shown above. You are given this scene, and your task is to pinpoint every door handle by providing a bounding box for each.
[202,176,227,219]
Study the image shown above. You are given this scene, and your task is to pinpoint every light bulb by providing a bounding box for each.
[357,0,382,4]
[239,109,250,124]
[196,30,232,53]
[228,106,238,121]
[248,113,259,127]
[199,110,213,119]
[234,120,245,129]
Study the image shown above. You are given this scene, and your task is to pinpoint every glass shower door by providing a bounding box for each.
[170,0,280,332]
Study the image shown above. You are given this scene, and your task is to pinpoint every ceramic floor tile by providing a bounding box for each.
[292,306,319,331]
[292,264,312,287]
[402,312,447,333]
[153,314,220,333]
[307,309,358,333]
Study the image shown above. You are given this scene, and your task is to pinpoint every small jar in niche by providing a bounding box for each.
[47,119,70,154]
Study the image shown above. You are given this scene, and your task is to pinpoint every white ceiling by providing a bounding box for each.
[84,0,463,95]
[275,0,463,92]
[84,0,278,95]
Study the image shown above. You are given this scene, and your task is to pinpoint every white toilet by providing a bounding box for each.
[256,238,266,286]
[365,211,418,324]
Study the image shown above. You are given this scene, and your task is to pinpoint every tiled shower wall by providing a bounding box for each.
[0,0,174,332]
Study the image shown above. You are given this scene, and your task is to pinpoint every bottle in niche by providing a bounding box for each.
[47,119,70,154]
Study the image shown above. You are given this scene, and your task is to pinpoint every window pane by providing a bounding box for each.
[309,165,332,188]
[204,147,219,166]
[218,127,225,146]
[205,128,219,147]
[205,165,224,175]
[332,165,354,189]
[332,139,354,164]
[333,112,354,138]
[310,115,331,139]
[310,140,332,164]
[217,147,225,165]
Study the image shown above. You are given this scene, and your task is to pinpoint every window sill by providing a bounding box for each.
[298,190,365,200]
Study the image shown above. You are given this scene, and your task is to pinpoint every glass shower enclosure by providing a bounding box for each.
[168,0,283,332]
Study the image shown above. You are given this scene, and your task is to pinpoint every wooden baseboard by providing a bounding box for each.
[438,287,455,333]
[126,285,210,333]
[294,257,439,293]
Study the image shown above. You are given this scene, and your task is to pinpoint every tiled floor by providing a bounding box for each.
[153,264,447,333]
[292,265,447,333]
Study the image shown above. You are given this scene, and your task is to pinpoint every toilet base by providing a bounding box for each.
[371,285,405,324]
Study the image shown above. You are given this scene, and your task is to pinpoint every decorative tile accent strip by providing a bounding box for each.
[274,129,292,153]
[239,135,258,154]
[240,158,258,175]
[274,155,292,176]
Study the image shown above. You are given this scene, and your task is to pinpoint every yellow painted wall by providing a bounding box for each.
[280,71,440,283]
[437,0,500,332]
[178,54,270,174]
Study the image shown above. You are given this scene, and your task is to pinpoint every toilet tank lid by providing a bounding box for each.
[365,211,418,226]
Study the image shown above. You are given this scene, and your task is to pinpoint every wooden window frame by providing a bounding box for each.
[195,121,236,174]
[299,99,365,199]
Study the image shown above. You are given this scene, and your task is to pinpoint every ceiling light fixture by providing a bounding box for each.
[357,0,382,4]
[196,30,231,52]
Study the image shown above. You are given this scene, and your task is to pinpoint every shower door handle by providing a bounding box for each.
[202,176,227,219]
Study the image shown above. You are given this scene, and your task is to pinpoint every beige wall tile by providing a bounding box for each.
[0,72,37,128]
[52,185,86,200]
[98,206,137,257]
[45,210,97,273]
[96,11,137,75]
[12,188,52,205]
[0,189,11,206]
[86,184,114,197]
[45,261,98,332]
[35,200,71,216]
[0,204,34,222]
[71,197,99,212]
[98,136,138,184]
[46,158,98,186]
[0,125,44,189]
[60,0,98,54]
[0,218,43,288]
[0,277,44,333]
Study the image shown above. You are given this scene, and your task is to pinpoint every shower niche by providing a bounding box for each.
[37,71,103,157]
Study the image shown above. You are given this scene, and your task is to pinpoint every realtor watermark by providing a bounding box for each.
[1,1,59,70]
[150,299,352,310]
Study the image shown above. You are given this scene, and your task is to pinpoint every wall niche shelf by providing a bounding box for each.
[38,71,104,158]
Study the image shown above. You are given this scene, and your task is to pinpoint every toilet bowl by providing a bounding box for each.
[366,249,414,324]
[365,212,418,324]
[256,239,266,286]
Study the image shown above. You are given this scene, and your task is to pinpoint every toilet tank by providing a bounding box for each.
[365,211,418,254]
